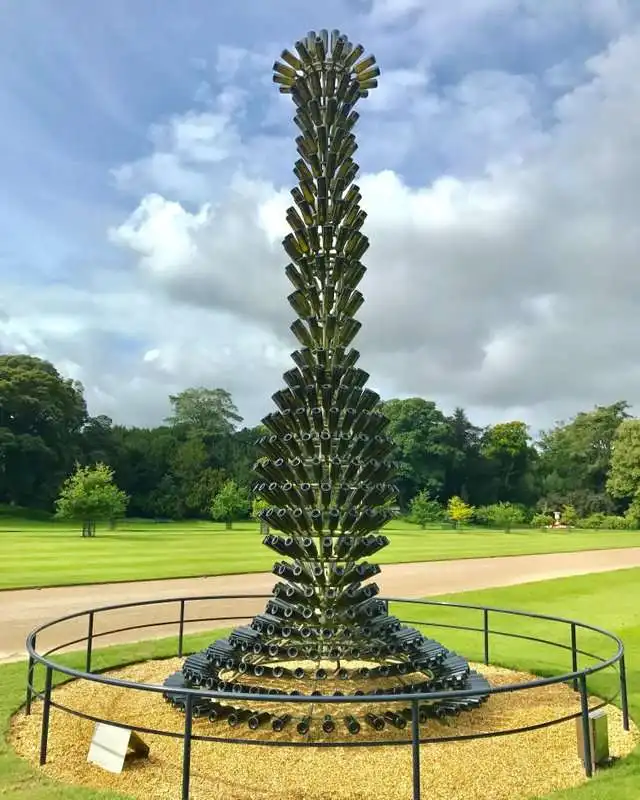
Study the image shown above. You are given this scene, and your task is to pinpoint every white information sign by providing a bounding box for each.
[87,723,149,774]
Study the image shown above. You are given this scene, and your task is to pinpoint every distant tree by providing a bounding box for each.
[481,421,536,504]
[531,512,553,528]
[147,473,183,520]
[211,480,250,529]
[446,495,474,529]
[251,496,271,535]
[607,419,640,507]
[380,398,453,509]
[0,355,87,508]
[55,463,128,537]
[482,502,525,533]
[561,503,578,527]
[538,401,630,515]
[167,387,243,437]
[223,425,262,487]
[109,425,179,518]
[442,407,482,503]
[170,436,227,517]
[79,415,117,466]
[625,498,640,529]
[409,489,442,528]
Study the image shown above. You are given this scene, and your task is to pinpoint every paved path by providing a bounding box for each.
[3,547,640,664]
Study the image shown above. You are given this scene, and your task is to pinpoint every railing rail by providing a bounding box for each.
[24,594,629,800]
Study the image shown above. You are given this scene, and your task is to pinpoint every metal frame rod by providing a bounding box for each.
[620,652,630,731]
[39,666,53,766]
[85,611,94,673]
[483,608,490,665]
[411,700,421,800]
[182,694,193,800]
[579,673,593,778]
[178,599,186,658]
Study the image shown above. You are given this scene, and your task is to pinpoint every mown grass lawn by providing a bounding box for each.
[2,518,640,590]
[1,569,639,798]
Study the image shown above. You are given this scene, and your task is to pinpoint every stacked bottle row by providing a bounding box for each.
[164,665,489,734]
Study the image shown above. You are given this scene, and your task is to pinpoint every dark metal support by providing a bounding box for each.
[579,673,593,778]
[39,666,53,766]
[86,611,94,673]
[620,653,630,731]
[483,608,490,665]
[25,652,35,716]
[182,693,193,800]
[178,599,186,658]
[571,622,578,691]
[411,699,421,800]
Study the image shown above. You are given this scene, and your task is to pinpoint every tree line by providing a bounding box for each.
[2,354,640,527]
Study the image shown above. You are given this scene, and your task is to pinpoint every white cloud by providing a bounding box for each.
[110,175,291,324]
[366,66,431,112]
[0,278,291,427]
[110,194,211,278]
[105,26,640,428]
[111,105,245,203]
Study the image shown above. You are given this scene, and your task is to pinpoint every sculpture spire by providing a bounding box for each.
[165,29,489,737]
[255,30,395,654]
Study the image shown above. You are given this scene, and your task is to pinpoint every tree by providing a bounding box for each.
[409,489,443,528]
[166,387,243,437]
[55,463,128,536]
[211,480,250,529]
[251,497,271,535]
[538,401,630,515]
[101,417,257,520]
[446,496,474,529]
[625,496,640,528]
[607,419,640,507]
[109,426,179,517]
[482,502,525,533]
[531,512,553,528]
[381,398,453,508]
[79,415,117,466]
[211,425,262,488]
[442,407,482,503]
[0,355,87,507]
[170,436,226,518]
[481,421,536,504]
[147,473,183,520]
[561,503,578,526]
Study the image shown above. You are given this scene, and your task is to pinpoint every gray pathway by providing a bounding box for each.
[3,547,640,663]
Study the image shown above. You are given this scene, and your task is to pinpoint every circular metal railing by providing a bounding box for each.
[24,594,630,800]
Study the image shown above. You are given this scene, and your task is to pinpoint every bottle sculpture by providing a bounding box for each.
[164,29,490,736]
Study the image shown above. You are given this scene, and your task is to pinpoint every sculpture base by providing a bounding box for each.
[13,659,638,800]
[163,655,490,735]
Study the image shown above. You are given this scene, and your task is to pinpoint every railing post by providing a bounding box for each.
[411,699,421,800]
[483,608,490,665]
[570,622,578,691]
[25,650,35,716]
[178,600,186,658]
[182,693,193,800]
[578,673,593,778]
[86,611,94,674]
[39,666,53,766]
[620,652,630,732]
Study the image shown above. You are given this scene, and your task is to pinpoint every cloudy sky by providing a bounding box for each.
[1,0,639,431]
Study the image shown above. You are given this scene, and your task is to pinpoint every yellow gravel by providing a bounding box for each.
[10,658,639,800]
